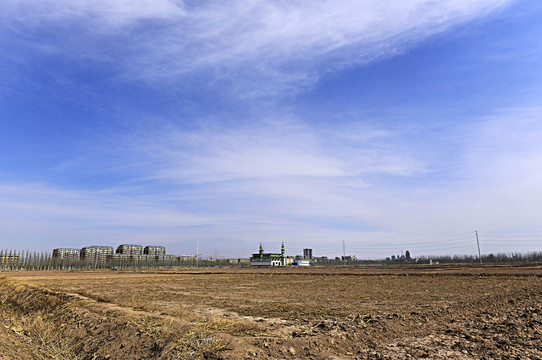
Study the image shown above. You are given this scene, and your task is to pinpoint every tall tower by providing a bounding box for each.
[281,242,285,265]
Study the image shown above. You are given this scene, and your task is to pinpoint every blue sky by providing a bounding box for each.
[1,0,542,259]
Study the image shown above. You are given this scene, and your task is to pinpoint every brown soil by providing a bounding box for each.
[1,264,541,359]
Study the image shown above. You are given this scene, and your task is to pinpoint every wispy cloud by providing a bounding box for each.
[0,115,426,254]
[133,118,426,183]
[125,107,542,253]
[3,104,540,256]
[1,0,185,29]
[0,182,214,251]
[0,0,512,96]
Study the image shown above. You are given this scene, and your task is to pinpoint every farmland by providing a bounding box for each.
[1,265,541,359]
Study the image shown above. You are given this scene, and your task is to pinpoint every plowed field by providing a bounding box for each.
[1,265,541,359]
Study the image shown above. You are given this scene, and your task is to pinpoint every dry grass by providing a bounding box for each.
[0,277,237,359]
[0,278,79,359]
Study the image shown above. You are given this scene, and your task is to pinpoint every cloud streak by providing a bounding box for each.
[1,0,512,96]
[150,119,426,180]
[1,105,541,257]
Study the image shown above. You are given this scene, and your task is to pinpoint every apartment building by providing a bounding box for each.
[52,248,81,261]
[144,245,166,256]
[81,246,114,264]
[116,244,143,255]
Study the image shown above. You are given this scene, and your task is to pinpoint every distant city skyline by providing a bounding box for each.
[1,1,542,259]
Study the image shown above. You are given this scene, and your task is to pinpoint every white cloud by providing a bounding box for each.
[2,103,542,257]
[1,0,185,29]
[0,0,512,94]
[132,107,542,255]
[0,182,213,250]
[131,118,427,185]
[0,116,427,255]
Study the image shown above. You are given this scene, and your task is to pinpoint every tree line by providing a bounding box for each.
[1,249,541,270]
[0,249,249,270]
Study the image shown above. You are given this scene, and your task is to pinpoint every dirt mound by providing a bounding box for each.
[0,278,227,359]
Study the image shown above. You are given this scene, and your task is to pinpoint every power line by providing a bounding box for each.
[481,235,542,238]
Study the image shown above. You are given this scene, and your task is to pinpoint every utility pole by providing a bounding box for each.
[196,239,199,268]
[476,231,482,265]
[343,240,346,265]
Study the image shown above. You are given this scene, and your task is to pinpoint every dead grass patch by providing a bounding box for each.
[0,277,231,359]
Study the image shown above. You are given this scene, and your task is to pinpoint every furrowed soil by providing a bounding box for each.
[1,265,541,359]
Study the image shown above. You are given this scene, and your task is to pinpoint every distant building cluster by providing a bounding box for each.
[4,243,423,271]
[250,245,358,266]
[386,250,412,262]
[53,244,190,266]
